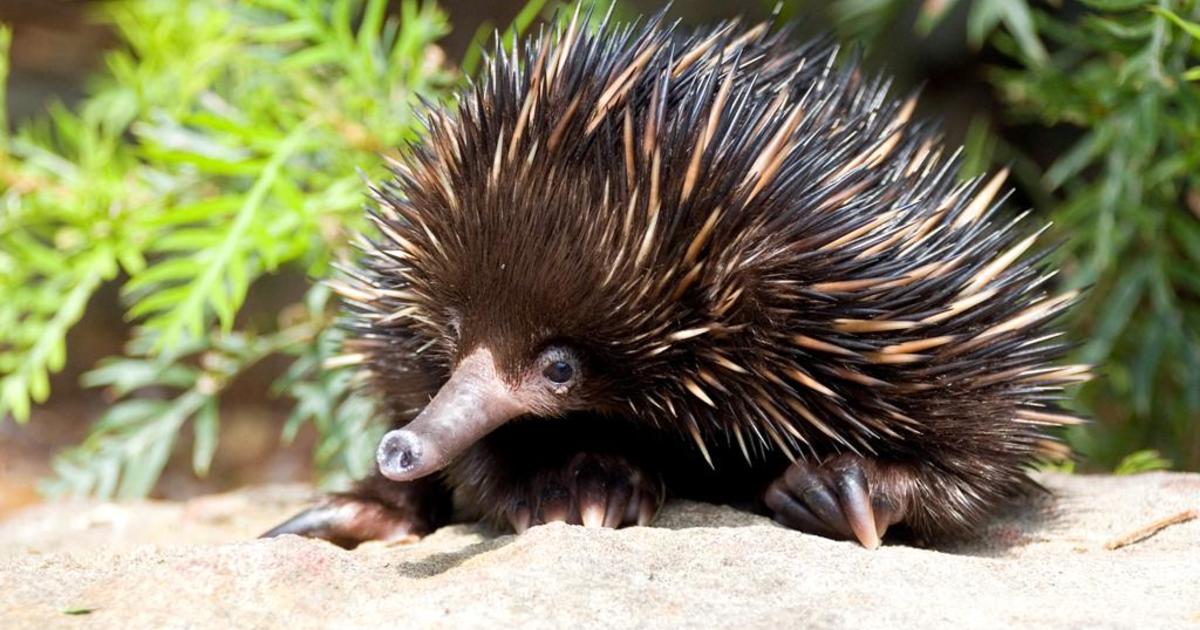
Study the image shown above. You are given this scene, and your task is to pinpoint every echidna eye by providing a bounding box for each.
[543,360,574,384]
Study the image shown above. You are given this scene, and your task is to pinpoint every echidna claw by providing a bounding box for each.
[506,500,533,534]
[765,454,902,549]
[261,497,429,550]
[509,452,662,533]
[537,482,573,523]
[262,475,451,549]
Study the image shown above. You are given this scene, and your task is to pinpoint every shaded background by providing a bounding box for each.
[0,0,1175,513]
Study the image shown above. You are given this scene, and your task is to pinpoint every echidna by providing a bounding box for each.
[264,7,1089,550]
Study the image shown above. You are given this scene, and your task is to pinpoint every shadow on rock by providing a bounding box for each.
[393,536,514,578]
[935,488,1059,557]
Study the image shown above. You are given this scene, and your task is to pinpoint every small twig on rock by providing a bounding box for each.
[1104,509,1198,550]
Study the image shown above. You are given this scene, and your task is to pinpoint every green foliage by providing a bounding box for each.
[459,0,634,78]
[833,0,1047,64]
[834,0,1200,470]
[1039,447,1171,475]
[1113,448,1172,475]
[274,285,387,489]
[1037,457,1077,474]
[1,0,454,496]
[992,1,1200,470]
[462,0,551,76]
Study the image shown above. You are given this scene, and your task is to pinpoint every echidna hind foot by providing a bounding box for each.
[765,453,1036,548]
[765,454,907,549]
[261,474,452,549]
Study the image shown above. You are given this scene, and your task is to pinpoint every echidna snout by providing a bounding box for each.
[376,348,531,481]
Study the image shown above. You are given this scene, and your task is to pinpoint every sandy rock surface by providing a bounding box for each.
[1,473,1198,629]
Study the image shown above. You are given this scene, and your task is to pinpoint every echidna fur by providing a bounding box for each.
[330,7,1088,540]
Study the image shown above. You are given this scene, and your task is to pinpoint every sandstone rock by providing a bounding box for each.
[1,473,1197,629]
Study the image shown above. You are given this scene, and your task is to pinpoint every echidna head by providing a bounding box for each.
[362,113,720,481]
[355,24,733,479]
[339,11,823,482]
[363,153,694,482]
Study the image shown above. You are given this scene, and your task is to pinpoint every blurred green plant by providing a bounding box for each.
[833,0,1200,470]
[0,0,455,496]
[462,0,551,76]
[833,0,1047,63]
[1112,448,1174,475]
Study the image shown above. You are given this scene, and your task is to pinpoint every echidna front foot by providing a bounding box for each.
[261,473,452,549]
[764,454,908,549]
[505,452,663,533]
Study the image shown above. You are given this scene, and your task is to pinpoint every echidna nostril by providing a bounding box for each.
[377,430,422,479]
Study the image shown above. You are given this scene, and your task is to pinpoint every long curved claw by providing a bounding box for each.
[262,504,342,539]
[829,460,880,549]
[574,459,611,528]
[506,499,533,534]
[537,482,573,524]
[262,475,451,549]
[765,454,905,549]
[765,482,841,539]
[261,498,425,549]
